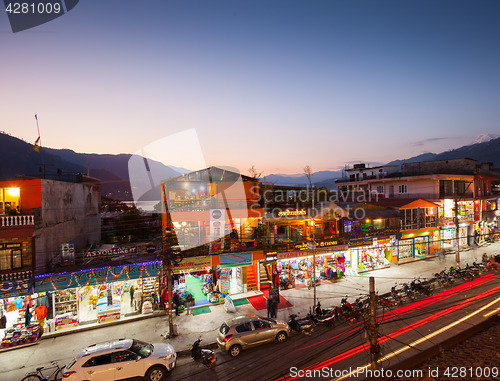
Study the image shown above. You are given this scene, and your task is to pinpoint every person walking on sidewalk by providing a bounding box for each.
[271,296,279,318]
[266,296,273,318]
[129,285,135,307]
[172,291,181,316]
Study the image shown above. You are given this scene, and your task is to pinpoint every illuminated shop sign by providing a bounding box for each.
[348,238,373,248]
[277,209,307,217]
[173,255,212,269]
[85,246,138,258]
[35,261,162,292]
[294,240,338,250]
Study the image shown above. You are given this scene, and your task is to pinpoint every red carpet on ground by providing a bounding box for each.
[247,295,267,311]
[260,288,293,310]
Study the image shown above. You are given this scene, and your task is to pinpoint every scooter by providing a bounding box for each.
[191,337,216,368]
[288,314,314,335]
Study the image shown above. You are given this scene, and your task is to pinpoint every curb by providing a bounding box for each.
[40,310,166,340]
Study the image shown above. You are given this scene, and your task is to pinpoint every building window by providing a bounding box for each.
[439,180,453,198]
[0,248,22,270]
[0,187,21,215]
[398,185,407,194]
[376,186,384,194]
[454,180,466,196]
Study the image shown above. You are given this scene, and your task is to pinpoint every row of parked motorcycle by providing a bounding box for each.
[434,255,500,286]
[287,254,500,335]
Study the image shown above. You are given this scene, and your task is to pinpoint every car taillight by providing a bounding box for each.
[223,334,233,343]
[63,371,76,378]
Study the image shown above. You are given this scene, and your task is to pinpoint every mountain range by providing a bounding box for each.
[0,132,187,201]
[1,132,499,199]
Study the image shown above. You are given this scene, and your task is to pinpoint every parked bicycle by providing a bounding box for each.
[21,360,64,381]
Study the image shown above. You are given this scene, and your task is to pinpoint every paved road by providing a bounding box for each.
[172,273,500,381]
[2,241,498,381]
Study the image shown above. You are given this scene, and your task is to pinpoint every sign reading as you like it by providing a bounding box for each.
[85,246,138,258]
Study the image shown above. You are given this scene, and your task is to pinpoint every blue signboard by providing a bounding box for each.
[0,278,33,299]
[35,261,162,292]
[219,252,253,268]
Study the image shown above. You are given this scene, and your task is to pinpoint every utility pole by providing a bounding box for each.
[454,196,460,263]
[369,277,379,370]
[312,190,316,309]
[161,183,177,338]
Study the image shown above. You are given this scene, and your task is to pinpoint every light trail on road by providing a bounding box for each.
[275,275,500,381]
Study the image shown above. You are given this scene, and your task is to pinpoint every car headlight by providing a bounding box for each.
[159,354,175,361]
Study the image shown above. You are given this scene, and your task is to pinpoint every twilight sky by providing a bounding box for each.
[1,1,500,175]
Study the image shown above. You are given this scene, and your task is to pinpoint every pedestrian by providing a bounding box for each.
[315,301,322,315]
[161,287,169,311]
[133,287,143,312]
[24,306,32,327]
[129,285,135,307]
[272,297,278,318]
[266,296,273,318]
[172,291,181,316]
[185,292,194,315]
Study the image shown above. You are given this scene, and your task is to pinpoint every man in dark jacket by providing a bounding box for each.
[266,297,273,318]
[172,291,181,316]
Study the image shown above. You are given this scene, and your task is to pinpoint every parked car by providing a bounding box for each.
[217,314,290,357]
[62,338,176,381]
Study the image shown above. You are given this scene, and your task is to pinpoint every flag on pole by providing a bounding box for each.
[33,114,41,152]
[33,136,41,152]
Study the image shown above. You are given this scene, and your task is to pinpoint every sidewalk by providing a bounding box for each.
[2,242,498,380]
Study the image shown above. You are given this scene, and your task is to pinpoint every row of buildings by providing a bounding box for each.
[0,157,498,345]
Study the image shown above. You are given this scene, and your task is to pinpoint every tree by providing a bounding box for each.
[303,165,313,188]
[248,165,263,179]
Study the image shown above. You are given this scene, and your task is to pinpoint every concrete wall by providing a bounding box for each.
[35,179,100,274]
[402,158,477,175]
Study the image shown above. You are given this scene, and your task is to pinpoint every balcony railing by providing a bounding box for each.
[1,215,34,227]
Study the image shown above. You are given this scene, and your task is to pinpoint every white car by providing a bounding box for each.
[62,338,176,381]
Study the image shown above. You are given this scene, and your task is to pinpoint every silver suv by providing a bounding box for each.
[63,338,176,381]
[217,314,290,357]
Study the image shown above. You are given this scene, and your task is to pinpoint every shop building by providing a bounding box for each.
[161,167,265,254]
[34,260,162,332]
[336,158,500,250]
[0,177,100,349]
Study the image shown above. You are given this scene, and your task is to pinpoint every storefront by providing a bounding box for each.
[34,261,162,332]
[215,252,255,295]
[348,237,392,272]
[170,255,214,308]
[275,245,349,288]
[440,225,469,248]
[0,277,44,351]
[397,230,438,261]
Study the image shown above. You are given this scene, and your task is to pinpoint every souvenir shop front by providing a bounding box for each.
[348,237,393,271]
[0,277,46,350]
[215,252,258,296]
[170,255,216,308]
[397,230,439,261]
[440,224,469,248]
[34,261,162,332]
[274,245,349,288]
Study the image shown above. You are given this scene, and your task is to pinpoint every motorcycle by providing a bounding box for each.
[191,337,216,368]
[434,272,447,287]
[288,313,314,335]
[402,283,416,301]
[391,286,405,304]
[411,278,433,296]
